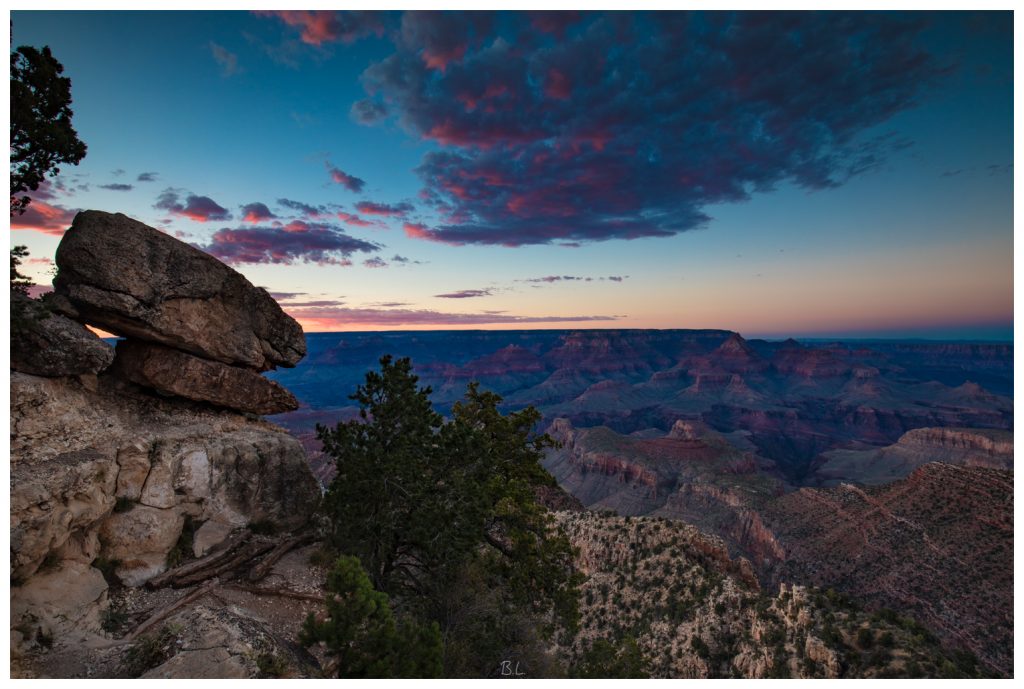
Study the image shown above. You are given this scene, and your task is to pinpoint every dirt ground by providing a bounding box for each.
[12,543,332,679]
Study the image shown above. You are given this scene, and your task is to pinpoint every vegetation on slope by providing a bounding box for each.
[302,356,990,679]
[557,511,989,679]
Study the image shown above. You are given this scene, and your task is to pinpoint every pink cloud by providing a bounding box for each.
[256,10,385,46]
[154,189,231,222]
[11,200,78,235]
[355,201,413,217]
[337,211,377,227]
[241,202,277,223]
[284,304,623,331]
[326,162,366,192]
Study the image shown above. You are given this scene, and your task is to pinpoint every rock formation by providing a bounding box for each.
[112,339,298,416]
[53,210,305,371]
[813,427,1013,485]
[40,210,304,415]
[10,211,320,676]
[763,463,1013,676]
[10,293,114,377]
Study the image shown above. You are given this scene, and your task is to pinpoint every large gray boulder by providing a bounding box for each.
[53,211,305,371]
[113,339,299,415]
[10,294,115,377]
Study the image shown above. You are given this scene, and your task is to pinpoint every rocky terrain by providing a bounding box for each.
[812,427,1013,485]
[10,211,322,678]
[763,463,1014,677]
[543,418,1013,676]
[556,511,986,678]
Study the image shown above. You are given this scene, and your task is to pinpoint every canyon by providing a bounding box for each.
[269,327,1013,676]
[10,212,1012,678]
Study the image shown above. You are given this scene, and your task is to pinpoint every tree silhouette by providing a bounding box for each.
[10,44,87,215]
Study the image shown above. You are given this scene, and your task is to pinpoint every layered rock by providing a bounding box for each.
[113,339,299,416]
[10,293,114,377]
[813,427,1013,485]
[764,463,1013,676]
[8,210,332,680]
[53,210,305,370]
[10,371,321,587]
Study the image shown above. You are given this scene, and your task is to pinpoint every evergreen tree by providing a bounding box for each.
[11,44,87,215]
[10,245,48,330]
[299,555,442,678]
[11,246,33,297]
[314,356,582,676]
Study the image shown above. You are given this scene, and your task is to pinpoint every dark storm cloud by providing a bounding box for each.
[155,189,232,222]
[196,221,381,265]
[350,11,946,246]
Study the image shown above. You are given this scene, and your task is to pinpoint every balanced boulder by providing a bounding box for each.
[54,211,305,371]
[113,339,299,415]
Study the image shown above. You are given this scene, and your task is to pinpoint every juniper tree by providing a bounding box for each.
[315,355,582,676]
[11,44,87,215]
[300,555,443,678]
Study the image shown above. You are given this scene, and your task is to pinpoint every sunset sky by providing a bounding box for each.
[10,10,1013,339]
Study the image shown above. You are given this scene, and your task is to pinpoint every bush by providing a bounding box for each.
[122,625,179,677]
[299,555,442,678]
[571,636,649,678]
[256,653,289,678]
[101,606,130,634]
[690,635,710,660]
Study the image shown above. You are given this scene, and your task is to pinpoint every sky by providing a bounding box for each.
[9,10,1014,339]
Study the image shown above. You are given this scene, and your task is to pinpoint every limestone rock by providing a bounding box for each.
[10,294,115,377]
[100,505,186,586]
[53,210,305,370]
[113,339,299,415]
[10,447,118,582]
[11,561,108,650]
[11,371,321,586]
[140,604,295,679]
